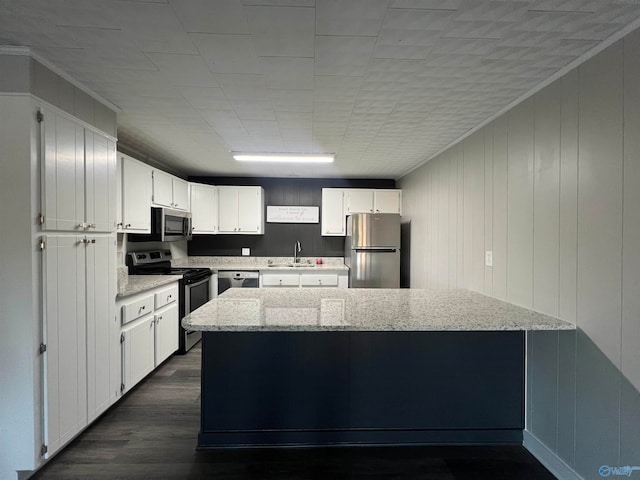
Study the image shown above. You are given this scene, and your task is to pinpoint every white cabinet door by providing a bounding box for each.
[85,131,116,232]
[42,112,85,231]
[344,189,374,214]
[121,155,152,233]
[217,186,240,233]
[154,303,179,366]
[190,183,217,234]
[321,188,345,236]
[152,169,173,208]
[43,235,88,456]
[172,177,189,211]
[121,316,155,393]
[237,187,263,233]
[261,273,300,287]
[373,190,402,214]
[85,235,117,422]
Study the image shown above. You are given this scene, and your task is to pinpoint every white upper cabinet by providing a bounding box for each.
[151,170,173,208]
[42,113,84,231]
[119,154,152,233]
[217,186,264,234]
[321,188,345,236]
[373,189,402,214]
[152,170,189,211]
[172,178,189,211]
[190,183,218,234]
[85,131,117,232]
[41,110,116,233]
[344,189,375,214]
[344,189,402,215]
[321,188,402,236]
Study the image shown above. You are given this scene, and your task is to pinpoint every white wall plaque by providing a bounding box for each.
[266,206,319,223]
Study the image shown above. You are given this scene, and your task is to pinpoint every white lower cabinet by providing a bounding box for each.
[155,304,179,366]
[118,281,179,393]
[121,316,155,393]
[261,273,300,287]
[42,234,116,457]
[261,272,348,288]
[300,273,339,287]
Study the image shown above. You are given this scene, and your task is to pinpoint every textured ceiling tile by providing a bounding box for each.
[314,36,377,76]
[316,0,388,36]
[233,101,277,121]
[111,1,196,54]
[145,52,219,87]
[244,5,315,57]
[192,33,261,74]
[170,0,249,34]
[241,0,315,6]
[260,56,314,90]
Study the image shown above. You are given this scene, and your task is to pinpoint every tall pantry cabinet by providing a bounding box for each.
[38,106,118,457]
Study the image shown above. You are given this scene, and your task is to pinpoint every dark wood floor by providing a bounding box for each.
[32,343,556,480]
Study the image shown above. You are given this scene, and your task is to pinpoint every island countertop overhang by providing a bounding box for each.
[182,288,575,332]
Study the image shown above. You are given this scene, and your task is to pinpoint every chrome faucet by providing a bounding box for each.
[294,240,301,263]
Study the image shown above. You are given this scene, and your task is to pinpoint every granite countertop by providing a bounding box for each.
[117,274,183,298]
[182,288,576,332]
[174,256,349,273]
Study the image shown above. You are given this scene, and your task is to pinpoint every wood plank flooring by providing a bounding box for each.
[32,343,557,480]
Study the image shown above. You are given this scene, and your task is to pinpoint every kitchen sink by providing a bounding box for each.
[267,263,315,268]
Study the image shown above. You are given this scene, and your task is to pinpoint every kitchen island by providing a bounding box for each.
[183,289,574,448]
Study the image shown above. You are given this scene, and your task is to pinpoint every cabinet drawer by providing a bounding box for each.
[262,274,300,287]
[121,295,154,325]
[155,284,179,309]
[300,274,338,287]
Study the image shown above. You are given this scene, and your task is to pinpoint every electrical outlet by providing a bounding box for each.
[242,248,250,256]
[485,250,493,267]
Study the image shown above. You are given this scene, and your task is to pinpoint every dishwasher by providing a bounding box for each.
[218,271,259,295]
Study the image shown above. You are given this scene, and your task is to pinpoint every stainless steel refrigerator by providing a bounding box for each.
[345,213,401,288]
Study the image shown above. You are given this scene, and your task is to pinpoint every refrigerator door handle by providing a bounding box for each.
[353,247,398,253]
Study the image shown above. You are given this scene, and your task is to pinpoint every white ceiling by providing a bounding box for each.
[2,0,640,179]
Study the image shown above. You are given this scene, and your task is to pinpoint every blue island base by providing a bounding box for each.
[198,331,524,448]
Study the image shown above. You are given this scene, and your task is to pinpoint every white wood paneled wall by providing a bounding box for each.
[399,29,640,480]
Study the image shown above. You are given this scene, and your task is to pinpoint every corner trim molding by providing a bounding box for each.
[523,430,585,480]
[0,45,121,112]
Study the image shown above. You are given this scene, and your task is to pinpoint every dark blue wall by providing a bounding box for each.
[187,177,395,257]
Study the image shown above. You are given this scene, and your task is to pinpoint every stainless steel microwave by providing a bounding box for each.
[128,207,192,242]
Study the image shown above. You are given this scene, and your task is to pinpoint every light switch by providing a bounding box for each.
[485,251,493,267]
[242,248,250,256]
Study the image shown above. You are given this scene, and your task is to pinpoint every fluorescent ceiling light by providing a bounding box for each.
[233,153,334,163]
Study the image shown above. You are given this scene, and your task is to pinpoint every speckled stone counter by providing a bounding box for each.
[183,288,575,332]
[117,274,182,297]
[173,256,349,273]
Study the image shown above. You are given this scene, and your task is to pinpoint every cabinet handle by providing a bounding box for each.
[157,316,162,322]
[167,295,172,301]
[88,223,96,229]
[125,224,131,228]
[91,239,96,244]
[116,222,123,228]
[238,227,241,231]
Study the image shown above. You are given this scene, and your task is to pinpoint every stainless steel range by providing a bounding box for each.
[126,250,212,353]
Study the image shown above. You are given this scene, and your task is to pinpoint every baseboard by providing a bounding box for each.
[523,430,584,480]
